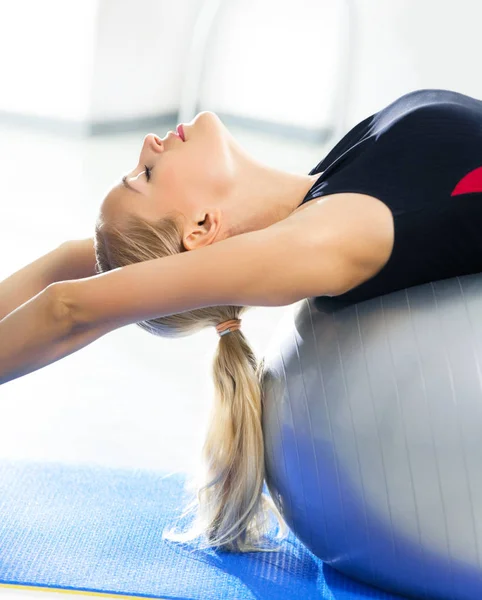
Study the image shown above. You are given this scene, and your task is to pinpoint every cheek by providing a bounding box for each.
[185,151,226,191]
[162,154,202,191]
[158,163,184,196]
[155,163,194,213]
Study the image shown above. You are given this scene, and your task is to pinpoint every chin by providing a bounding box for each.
[192,111,221,129]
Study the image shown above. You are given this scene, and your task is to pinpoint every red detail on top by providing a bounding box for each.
[451,166,482,196]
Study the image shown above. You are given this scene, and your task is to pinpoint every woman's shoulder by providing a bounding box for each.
[285,192,395,296]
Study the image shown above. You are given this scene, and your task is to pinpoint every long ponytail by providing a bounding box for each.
[95,213,287,551]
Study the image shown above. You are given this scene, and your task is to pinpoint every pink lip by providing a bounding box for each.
[176,124,185,142]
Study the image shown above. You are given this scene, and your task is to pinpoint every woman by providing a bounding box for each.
[2,88,482,553]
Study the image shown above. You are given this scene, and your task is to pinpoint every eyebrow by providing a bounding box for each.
[122,175,140,193]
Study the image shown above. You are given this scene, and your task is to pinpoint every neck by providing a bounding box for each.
[221,149,319,236]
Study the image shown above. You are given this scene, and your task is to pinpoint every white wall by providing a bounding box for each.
[89,0,203,121]
[0,0,98,121]
[0,0,346,133]
[1,0,482,135]
[346,0,482,128]
[193,0,342,129]
[88,0,342,130]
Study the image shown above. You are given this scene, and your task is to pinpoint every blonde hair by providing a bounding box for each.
[94,210,287,552]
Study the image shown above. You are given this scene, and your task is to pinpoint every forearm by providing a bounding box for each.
[0,244,68,320]
[0,239,96,321]
[0,287,72,385]
[0,285,112,386]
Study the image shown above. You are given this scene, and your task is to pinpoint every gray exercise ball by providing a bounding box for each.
[261,273,482,600]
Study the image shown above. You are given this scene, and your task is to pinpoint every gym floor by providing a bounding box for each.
[0,117,330,599]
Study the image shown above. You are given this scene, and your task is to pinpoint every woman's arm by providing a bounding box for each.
[0,212,355,386]
[0,193,393,387]
[0,238,97,321]
[0,284,110,386]
[63,220,342,331]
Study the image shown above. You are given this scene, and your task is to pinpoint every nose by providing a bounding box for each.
[138,134,163,168]
[142,133,163,153]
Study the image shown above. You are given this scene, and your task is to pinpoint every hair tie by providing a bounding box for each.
[215,319,242,337]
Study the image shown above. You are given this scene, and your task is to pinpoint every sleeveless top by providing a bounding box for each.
[298,88,482,310]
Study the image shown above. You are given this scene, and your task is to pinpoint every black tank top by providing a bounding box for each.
[298,88,482,310]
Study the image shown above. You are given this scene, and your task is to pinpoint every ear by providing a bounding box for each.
[183,208,223,250]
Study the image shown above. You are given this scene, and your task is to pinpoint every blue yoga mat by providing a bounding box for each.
[0,459,404,599]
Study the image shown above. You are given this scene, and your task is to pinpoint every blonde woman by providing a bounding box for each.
[2,88,482,552]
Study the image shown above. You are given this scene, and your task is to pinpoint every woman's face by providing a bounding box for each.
[99,111,236,227]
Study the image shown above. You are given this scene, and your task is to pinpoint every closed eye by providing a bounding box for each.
[144,165,152,182]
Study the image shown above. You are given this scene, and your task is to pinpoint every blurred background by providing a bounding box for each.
[0,1,481,596]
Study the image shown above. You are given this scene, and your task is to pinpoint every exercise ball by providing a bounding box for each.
[261,273,482,600]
